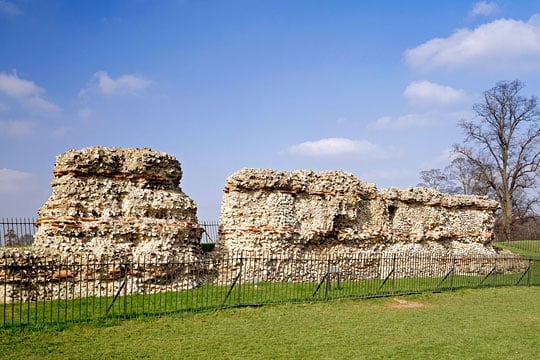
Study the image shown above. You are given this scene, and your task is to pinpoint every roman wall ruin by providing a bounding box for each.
[218,168,500,258]
[1,147,207,302]
[33,146,204,262]
[1,146,520,303]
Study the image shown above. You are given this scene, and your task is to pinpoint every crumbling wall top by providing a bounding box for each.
[34,146,201,260]
[53,146,182,186]
[380,187,499,209]
[224,168,378,199]
[219,168,500,257]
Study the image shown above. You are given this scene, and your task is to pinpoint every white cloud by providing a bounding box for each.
[26,96,61,112]
[80,71,152,96]
[469,1,498,18]
[78,107,92,119]
[0,1,22,16]
[287,137,391,158]
[359,169,418,185]
[369,110,471,131]
[415,148,458,170]
[49,127,69,138]
[0,120,34,136]
[0,71,60,112]
[435,148,455,164]
[0,71,43,98]
[0,169,32,193]
[368,113,436,130]
[404,80,466,106]
[405,15,540,71]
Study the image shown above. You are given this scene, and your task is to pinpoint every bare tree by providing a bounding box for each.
[417,156,491,195]
[445,155,492,196]
[417,168,448,191]
[455,80,540,242]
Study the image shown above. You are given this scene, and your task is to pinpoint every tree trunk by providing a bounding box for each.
[501,194,513,242]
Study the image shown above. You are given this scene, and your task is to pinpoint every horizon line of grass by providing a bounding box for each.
[493,239,540,259]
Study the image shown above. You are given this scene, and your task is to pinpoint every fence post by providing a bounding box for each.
[493,257,497,287]
[393,254,397,295]
[237,253,243,306]
[325,258,331,299]
[527,259,532,287]
[450,256,455,291]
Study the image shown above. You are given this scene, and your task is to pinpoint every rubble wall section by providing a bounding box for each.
[218,169,500,258]
[32,146,204,261]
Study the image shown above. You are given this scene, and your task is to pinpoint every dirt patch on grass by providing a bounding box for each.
[386,297,426,309]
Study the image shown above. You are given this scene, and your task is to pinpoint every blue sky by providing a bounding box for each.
[1,0,540,220]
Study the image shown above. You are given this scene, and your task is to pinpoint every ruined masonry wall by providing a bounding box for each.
[32,146,204,261]
[0,151,518,303]
[218,169,500,258]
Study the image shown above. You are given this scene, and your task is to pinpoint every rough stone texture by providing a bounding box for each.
[0,249,205,303]
[0,162,526,303]
[218,168,500,258]
[33,146,203,261]
[0,249,526,304]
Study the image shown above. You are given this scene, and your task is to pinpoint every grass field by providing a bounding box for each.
[494,240,540,259]
[1,286,538,359]
[3,269,536,329]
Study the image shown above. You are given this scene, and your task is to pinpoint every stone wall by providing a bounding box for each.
[1,151,518,304]
[218,169,500,258]
[33,146,204,262]
[0,248,205,303]
[1,146,208,302]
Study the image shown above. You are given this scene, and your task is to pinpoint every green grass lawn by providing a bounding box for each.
[1,286,538,359]
[494,240,540,259]
[3,270,535,329]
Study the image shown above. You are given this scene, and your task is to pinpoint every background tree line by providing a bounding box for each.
[417,80,540,242]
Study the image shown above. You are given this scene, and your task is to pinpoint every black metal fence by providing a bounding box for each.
[0,218,220,247]
[0,218,36,247]
[1,253,538,329]
[200,221,219,244]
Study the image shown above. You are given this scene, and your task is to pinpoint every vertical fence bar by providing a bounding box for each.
[56,257,61,323]
[43,261,47,324]
[64,257,68,323]
[237,254,243,306]
[133,256,138,318]
[0,218,38,247]
[392,254,396,295]
[178,258,183,313]
[493,257,497,287]
[2,262,4,328]
[17,264,22,326]
[141,256,146,317]
[27,264,31,326]
[527,259,532,286]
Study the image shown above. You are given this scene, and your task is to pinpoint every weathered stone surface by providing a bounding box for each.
[380,187,499,249]
[0,162,524,303]
[33,146,203,261]
[218,168,500,258]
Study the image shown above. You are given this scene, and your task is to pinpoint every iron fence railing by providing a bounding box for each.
[1,253,537,329]
[0,218,220,247]
[0,218,37,247]
[199,220,219,244]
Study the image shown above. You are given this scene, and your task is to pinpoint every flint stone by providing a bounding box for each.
[33,146,203,261]
[218,168,500,258]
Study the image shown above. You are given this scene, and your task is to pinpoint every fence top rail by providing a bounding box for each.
[0,252,530,265]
